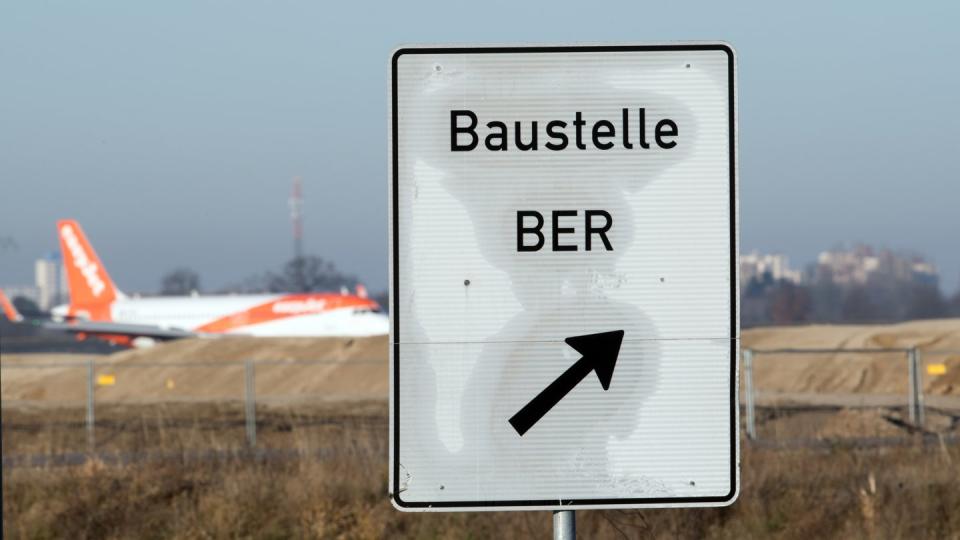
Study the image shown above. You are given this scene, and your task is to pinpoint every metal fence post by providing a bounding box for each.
[907,349,916,425]
[915,349,925,428]
[244,359,257,447]
[86,358,96,452]
[907,348,924,428]
[743,349,757,440]
[553,510,575,540]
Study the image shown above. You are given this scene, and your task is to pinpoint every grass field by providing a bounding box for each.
[3,401,960,539]
[3,321,959,538]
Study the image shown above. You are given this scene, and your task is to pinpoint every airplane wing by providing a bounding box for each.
[43,320,196,341]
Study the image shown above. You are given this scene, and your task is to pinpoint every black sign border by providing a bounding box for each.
[391,44,738,510]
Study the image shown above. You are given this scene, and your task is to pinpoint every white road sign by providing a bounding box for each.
[390,44,738,511]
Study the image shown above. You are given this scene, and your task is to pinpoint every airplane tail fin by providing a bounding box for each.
[0,289,23,322]
[57,220,122,313]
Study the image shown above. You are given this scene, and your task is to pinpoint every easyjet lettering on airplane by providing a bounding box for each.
[48,220,388,347]
[60,222,107,298]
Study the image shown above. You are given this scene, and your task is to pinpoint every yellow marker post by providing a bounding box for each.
[927,364,947,376]
[96,374,116,386]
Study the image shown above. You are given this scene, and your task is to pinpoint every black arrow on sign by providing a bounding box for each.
[508,330,625,436]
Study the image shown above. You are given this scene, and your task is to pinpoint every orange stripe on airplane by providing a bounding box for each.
[194,293,378,334]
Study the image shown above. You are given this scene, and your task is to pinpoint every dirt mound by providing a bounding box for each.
[3,320,958,405]
[105,335,388,363]
[742,319,960,398]
[742,319,960,350]
[1,337,388,405]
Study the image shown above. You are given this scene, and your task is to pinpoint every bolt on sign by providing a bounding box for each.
[390,43,739,511]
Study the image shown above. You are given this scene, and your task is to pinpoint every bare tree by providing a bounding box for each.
[769,281,811,324]
[219,273,272,294]
[951,290,960,317]
[220,255,361,295]
[906,284,947,320]
[160,268,201,296]
[267,256,357,293]
[841,286,878,323]
[371,290,389,313]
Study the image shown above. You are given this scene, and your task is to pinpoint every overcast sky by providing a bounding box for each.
[1,1,958,294]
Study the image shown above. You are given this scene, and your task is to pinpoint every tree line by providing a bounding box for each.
[743,273,960,327]
[159,256,389,311]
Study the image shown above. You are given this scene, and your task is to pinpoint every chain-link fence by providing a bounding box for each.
[742,348,960,446]
[1,358,387,466]
[4,351,959,465]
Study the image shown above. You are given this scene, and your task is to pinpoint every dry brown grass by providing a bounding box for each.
[3,402,960,539]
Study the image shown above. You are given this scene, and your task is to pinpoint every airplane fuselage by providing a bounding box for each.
[53,292,389,338]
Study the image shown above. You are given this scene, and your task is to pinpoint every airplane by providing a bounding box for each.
[47,219,388,348]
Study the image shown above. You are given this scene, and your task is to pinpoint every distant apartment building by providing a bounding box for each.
[34,254,67,310]
[909,261,939,288]
[814,245,939,288]
[740,252,802,285]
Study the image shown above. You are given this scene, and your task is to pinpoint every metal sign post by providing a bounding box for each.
[390,43,739,513]
[553,510,575,540]
[86,358,96,452]
[743,349,757,440]
[244,359,257,447]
